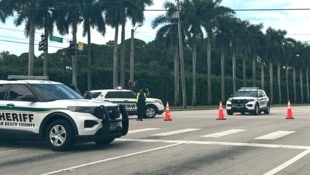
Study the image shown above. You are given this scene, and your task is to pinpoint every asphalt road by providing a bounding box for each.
[1,105,310,175]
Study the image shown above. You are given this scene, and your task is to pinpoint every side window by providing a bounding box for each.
[8,85,34,101]
[121,92,135,98]
[105,92,119,98]
[0,84,6,100]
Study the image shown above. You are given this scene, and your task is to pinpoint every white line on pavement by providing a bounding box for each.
[255,131,295,140]
[40,143,182,175]
[128,128,160,134]
[201,129,246,138]
[151,128,200,136]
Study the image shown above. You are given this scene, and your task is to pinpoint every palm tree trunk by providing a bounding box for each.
[261,62,264,89]
[293,67,297,103]
[113,25,119,88]
[269,62,273,103]
[207,36,212,104]
[28,18,35,76]
[243,52,247,87]
[130,28,134,82]
[232,48,236,93]
[72,23,78,91]
[307,69,309,102]
[221,49,225,101]
[252,55,256,87]
[120,22,126,87]
[87,25,92,90]
[286,67,289,100]
[300,69,303,103]
[277,63,281,103]
[174,50,180,105]
[192,43,197,105]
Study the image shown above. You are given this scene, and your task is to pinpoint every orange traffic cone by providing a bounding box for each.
[217,101,226,120]
[164,101,172,121]
[286,100,294,119]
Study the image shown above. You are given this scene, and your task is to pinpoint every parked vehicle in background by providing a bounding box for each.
[226,87,270,115]
[83,88,165,118]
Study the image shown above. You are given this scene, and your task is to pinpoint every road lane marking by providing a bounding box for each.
[41,143,182,175]
[201,129,246,138]
[255,131,295,140]
[263,149,310,175]
[128,128,160,134]
[0,148,25,154]
[151,128,200,136]
[119,138,310,175]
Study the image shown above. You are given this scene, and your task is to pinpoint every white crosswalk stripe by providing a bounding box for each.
[201,129,246,138]
[151,128,200,136]
[255,131,295,140]
[128,128,160,134]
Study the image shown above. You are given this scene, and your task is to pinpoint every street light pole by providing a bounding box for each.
[130,25,141,83]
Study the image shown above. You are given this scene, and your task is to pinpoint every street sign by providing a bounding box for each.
[49,35,63,43]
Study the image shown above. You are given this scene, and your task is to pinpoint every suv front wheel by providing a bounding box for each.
[144,105,156,118]
[46,119,74,151]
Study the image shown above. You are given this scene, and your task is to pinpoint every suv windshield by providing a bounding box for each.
[30,83,82,101]
[234,91,258,98]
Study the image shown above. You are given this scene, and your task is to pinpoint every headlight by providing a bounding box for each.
[67,106,96,113]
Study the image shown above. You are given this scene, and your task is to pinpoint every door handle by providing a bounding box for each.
[7,103,14,107]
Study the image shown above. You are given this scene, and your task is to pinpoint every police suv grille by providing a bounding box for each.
[93,106,106,119]
[106,106,120,120]
[232,99,248,105]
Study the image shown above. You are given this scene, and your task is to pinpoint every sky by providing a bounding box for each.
[1,0,310,56]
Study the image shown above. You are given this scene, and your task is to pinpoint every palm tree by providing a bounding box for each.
[152,1,180,105]
[105,0,122,88]
[120,0,153,87]
[182,0,208,105]
[215,15,236,100]
[54,0,84,91]
[266,28,287,103]
[0,0,46,76]
[201,0,234,104]
[81,0,106,90]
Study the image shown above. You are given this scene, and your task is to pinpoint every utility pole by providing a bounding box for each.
[177,0,186,108]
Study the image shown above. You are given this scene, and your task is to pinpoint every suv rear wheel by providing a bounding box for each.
[46,119,74,151]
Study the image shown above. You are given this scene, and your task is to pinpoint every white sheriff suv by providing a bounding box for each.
[83,89,165,118]
[226,87,270,115]
[0,76,129,151]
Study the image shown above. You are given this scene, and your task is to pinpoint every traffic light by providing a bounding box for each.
[67,41,76,56]
[39,34,47,51]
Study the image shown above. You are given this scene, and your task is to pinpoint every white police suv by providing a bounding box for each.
[0,76,129,151]
[83,89,165,118]
[226,87,270,115]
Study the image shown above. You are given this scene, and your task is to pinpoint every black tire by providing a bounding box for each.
[144,105,156,118]
[253,104,260,115]
[264,104,270,114]
[119,105,129,135]
[46,119,74,151]
[227,110,233,115]
[95,138,115,146]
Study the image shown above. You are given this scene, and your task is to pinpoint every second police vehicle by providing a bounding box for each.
[226,87,270,115]
[83,88,165,118]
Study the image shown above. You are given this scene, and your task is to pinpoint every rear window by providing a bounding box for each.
[106,91,135,98]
